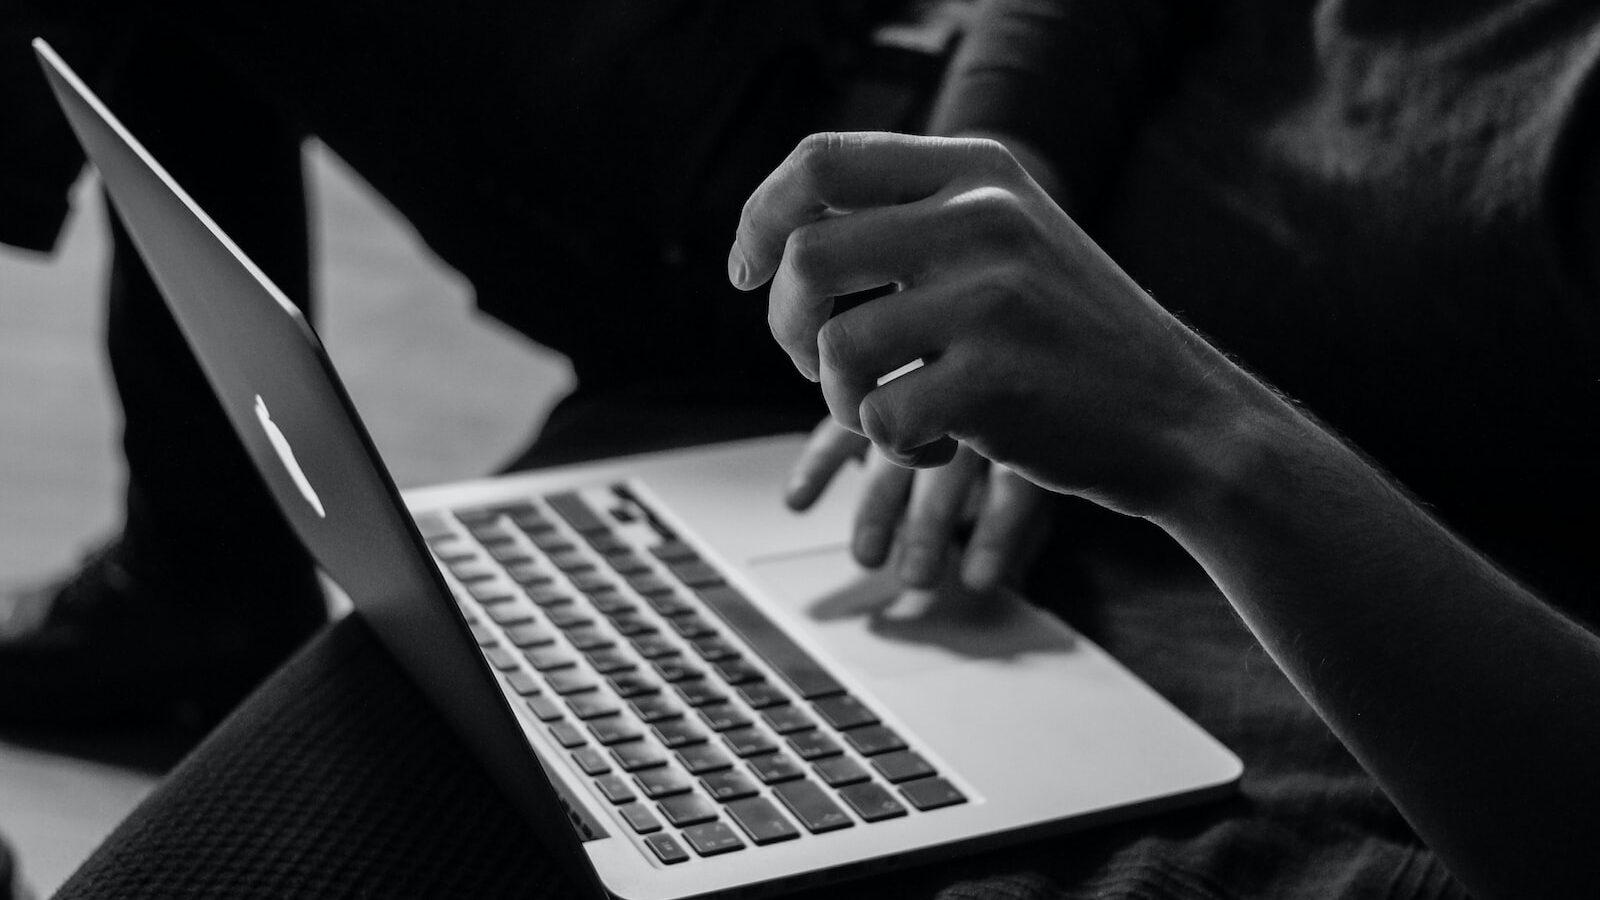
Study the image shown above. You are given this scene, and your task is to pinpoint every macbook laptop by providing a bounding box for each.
[35,38,1241,899]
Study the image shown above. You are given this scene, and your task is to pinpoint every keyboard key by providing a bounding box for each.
[634,767,694,799]
[611,741,668,772]
[712,658,764,685]
[610,614,658,637]
[566,693,621,720]
[484,646,521,671]
[674,679,728,708]
[526,585,574,607]
[871,750,936,784]
[618,802,662,834]
[610,673,662,700]
[588,716,645,745]
[525,695,565,722]
[652,657,703,683]
[547,491,609,534]
[838,782,908,822]
[545,605,594,630]
[415,512,454,540]
[812,755,871,787]
[646,592,696,618]
[511,509,556,533]
[688,635,738,661]
[772,780,854,834]
[628,694,680,723]
[649,540,699,562]
[786,730,843,761]
[468,622,498,647]
[571,747,612,776]
[504,622,557,648]
[594,773,635,804]
[588,533,632,557]
[630,634,679,659]
[504,669,541,695]
[452,507,501,526]
[468,582,516,605]
[587,591,635,616]
[658,792,720,828]
[667,559,724,588]
[549,550,594,573]
[676,743,734,775]
[564,626,614,652]
[736,682,788,709]
[697,703,751,732]
[524,646,575,671]
[842,725,906,757]
[760,706,815,735]
[722,727,778,758]
[812,695,878,730]
[899,776,967,811]
[667,614,717,639]
[546,670,599,696]
[584,647,635,675]
[486,603,537,627]
[700,769,760,802]
[642,832,689,864]
[448,560,496,583]
[695,585,845,699]
[548,721,588,749]
[571,572,617,595]
[529,531,575,554]
[653,719,708,749]
[746,751,805,784]
[488,544,533,565]
[725,796,800,845]
[681,821,745,857]
[626,572,674,596]
[504,561,552,586]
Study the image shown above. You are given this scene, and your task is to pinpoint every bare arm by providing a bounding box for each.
[731,131,1600,897]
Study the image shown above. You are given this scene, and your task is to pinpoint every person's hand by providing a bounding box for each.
[785,417,1049,592]
[729,132,1237,518]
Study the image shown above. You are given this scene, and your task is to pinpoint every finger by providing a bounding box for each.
[785,418,868,511]
[816,278,966,433]
[961,466,1049,592]
[766,201,942,379]
[730,132,1009,291]
[852,449,913,568]
[857,351,976,469]
[898,445,988,588]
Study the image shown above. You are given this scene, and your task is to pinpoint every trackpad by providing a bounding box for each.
[746,548,1078,681]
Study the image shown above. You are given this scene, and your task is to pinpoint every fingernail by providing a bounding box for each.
[854,526,888,566]
[899,544,940,587]
[962,550,1004,592]
[727,242,749,288]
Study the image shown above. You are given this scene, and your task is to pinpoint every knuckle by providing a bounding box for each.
[953,186,1031,247]
[794,131,852,193]
[782,222,830,292]
[816,315,861,373]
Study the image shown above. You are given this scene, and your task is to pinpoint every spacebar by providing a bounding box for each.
[693,585,844,700]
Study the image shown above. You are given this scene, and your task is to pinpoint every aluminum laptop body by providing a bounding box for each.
[35,39,1242,899]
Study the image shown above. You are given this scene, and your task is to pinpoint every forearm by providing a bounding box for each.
[1154,370,1600,898]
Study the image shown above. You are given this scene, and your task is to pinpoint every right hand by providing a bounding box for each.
[785,417,1050,593]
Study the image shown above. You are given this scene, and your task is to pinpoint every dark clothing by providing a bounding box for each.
[3,1,1597,895]
[938,0,1600,619]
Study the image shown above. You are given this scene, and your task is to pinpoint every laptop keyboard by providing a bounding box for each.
[417,484,967,864]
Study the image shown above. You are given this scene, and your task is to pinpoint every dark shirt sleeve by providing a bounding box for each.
[930,0,1207,213]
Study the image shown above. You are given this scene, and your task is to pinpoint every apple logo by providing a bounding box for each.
[255,394,326,518]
